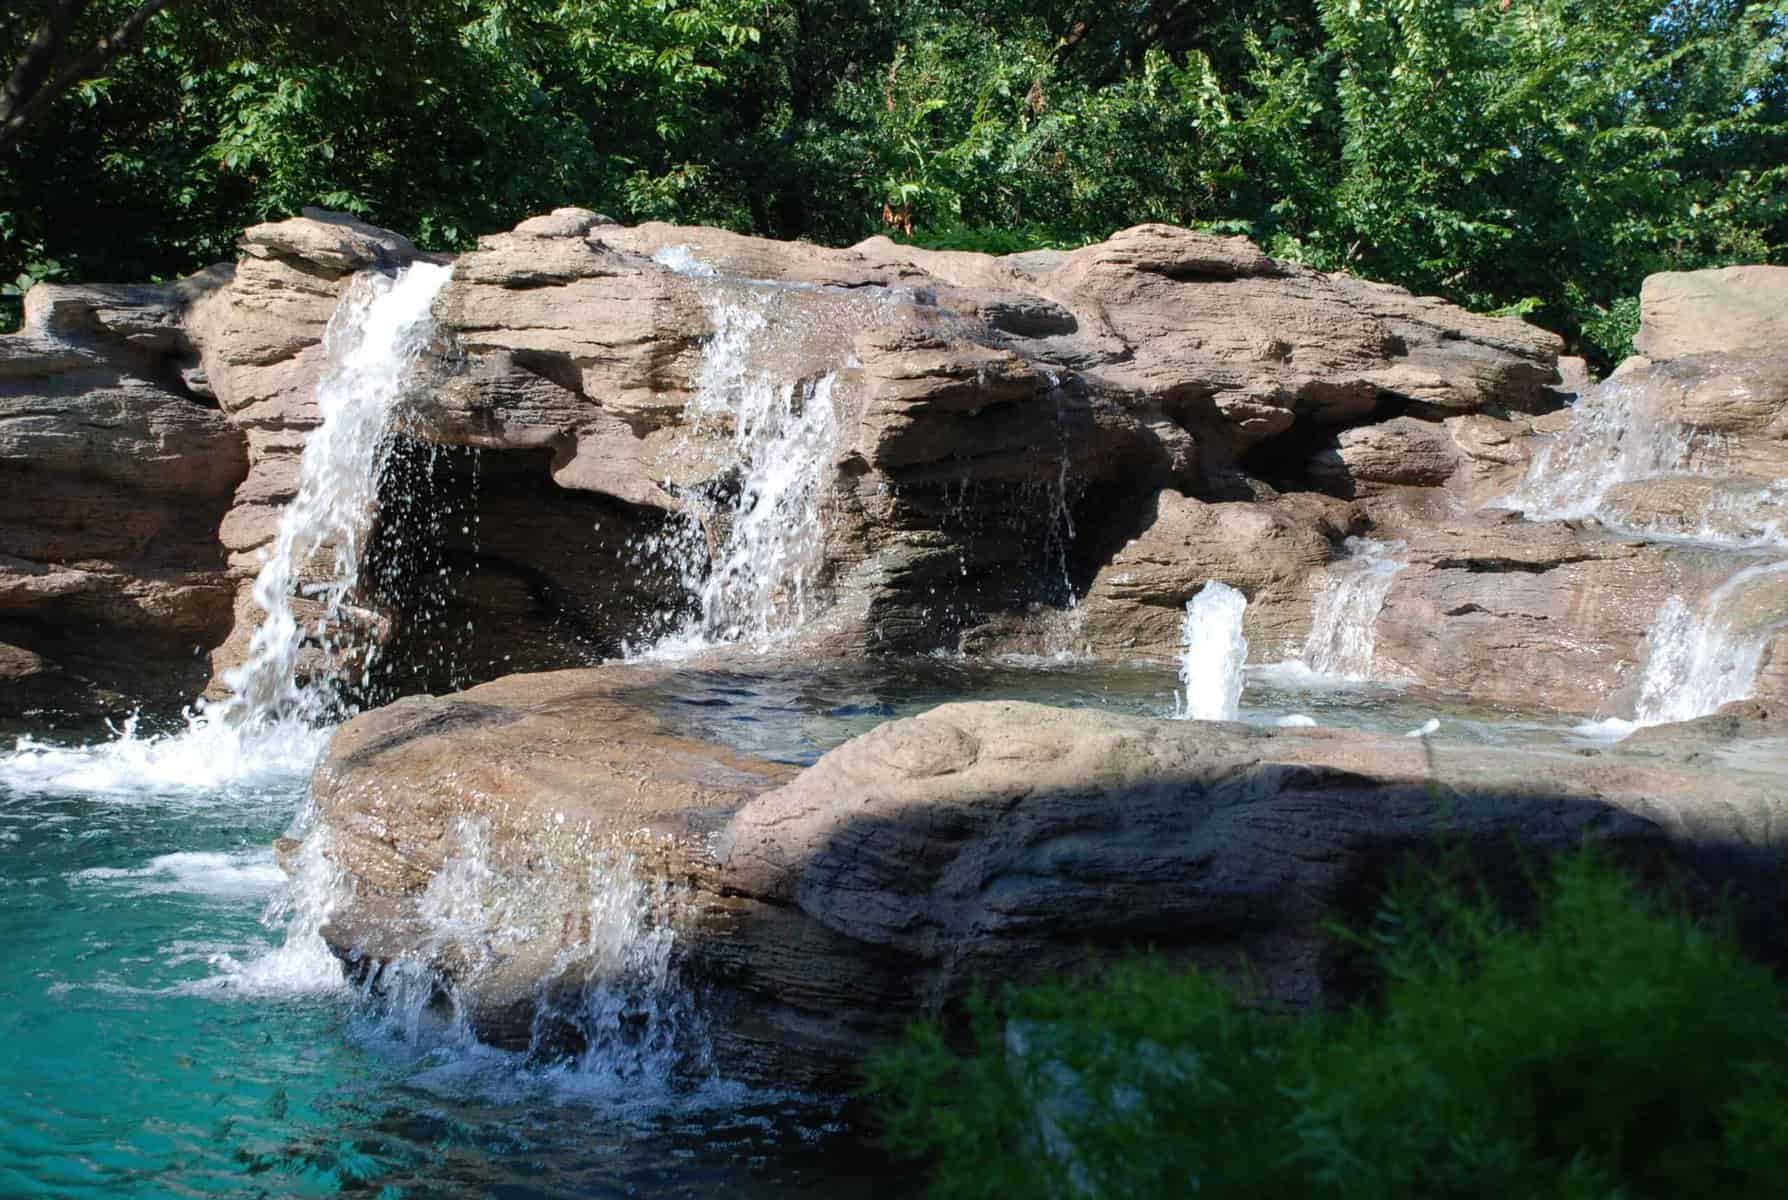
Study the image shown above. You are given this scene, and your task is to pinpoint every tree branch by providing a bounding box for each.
[1053,10,1103,67]
[0,0,180,149]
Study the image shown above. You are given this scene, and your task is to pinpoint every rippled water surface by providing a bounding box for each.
[0,714,907,1198]
[1,658,1596,1197]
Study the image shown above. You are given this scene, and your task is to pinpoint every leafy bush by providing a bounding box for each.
[3,1,1784,358]
[866,851,1788,1199]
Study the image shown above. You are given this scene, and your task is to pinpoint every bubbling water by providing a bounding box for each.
[1178,581,1249,721]
[1303,538,1407,681]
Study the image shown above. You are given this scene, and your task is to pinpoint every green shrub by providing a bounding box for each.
[866,851,1788,1199]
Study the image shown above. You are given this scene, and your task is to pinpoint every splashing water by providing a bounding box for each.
[352,816,709,1105]
[1178,581,1249,721]
[217,260,455,731]
[638,259,842,656]
[1303,538,1407,680]
[2,260,452,1021]
[1632,560,1788,726]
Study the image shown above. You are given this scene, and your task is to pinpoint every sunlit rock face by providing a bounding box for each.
[8,201,1788,727]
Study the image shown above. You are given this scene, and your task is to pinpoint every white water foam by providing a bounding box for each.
[1302,538,1407,680]
[203,821,351,996]
[634,258,842,658]
[1631,560,1788,726]
[1178,581,1248,721]
[0,713,331,799]
[72,850,285,898]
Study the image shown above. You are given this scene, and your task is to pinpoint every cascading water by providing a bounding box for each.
[351,816,710,1103]
[0,260,454,794]
[641,250,842,656]
[1505,374,1713,523]
[1178,581,1249,721]
[218,261,455,731]
[1303,538,1407,680]
[1631,560,1788,727]
[1507,370,1788,728]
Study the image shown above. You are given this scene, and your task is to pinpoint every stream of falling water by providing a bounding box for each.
[220,262,455,731]
[1,259,455,1011]
[1631,560,1788,727]
[638,249,843,657]
[1301,538,1408,681]
[1177,581,1248,720]
[1504,374,1713,524]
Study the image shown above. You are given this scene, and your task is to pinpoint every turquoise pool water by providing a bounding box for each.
[0,658,1590,1197]
[0,712,902,1199]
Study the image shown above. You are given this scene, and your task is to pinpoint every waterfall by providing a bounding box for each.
[353,816,705,1094]
[217,261,453,729]
[1178,581,1248,721]
[1303,539,1407,680]
[1501,372,1779,548]
[1632,560,1788,725]
[0,260,452,796]
[1506,375,1710,523]
[1509,367,1788,732]
[642,250,842,656]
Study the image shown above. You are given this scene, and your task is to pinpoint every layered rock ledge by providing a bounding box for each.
[6,206,1787,728]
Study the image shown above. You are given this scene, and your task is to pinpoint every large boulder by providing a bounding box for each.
[1636,266,1788,361]
[308,667,793,1047]
[302,680,1788,1091]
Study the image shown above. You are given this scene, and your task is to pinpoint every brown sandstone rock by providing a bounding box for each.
[309,667,793,1045]
[1636,266,1788,361]
[0,271,246,717]
[1074,491,1343,661]
[304,683,1788,1090]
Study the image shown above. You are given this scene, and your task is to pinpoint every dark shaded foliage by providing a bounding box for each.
[3,1,1784,365]
[866,849,1788,1198]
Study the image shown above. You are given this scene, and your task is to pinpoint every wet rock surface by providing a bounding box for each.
[307,680,1788,1089]
[4,206,1787,729]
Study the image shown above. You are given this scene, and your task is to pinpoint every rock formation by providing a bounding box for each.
[1,275,244,717]
[307,675,1788,1089]
[14,203,1788,1093]
[5,205,1786,727]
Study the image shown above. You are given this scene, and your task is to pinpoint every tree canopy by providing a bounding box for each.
[4,0,1784,364]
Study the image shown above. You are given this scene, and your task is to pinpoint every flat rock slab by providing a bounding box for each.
[310,666,794,1042]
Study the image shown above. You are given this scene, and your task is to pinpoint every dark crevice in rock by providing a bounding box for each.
[1430,555,1602,574]
[357,438,690,700]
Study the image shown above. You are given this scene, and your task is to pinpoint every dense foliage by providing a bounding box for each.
[866,851,1788,1198]
[4,1,1785,363]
